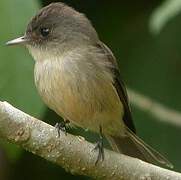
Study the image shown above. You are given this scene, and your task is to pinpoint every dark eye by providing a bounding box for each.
[40,27,50,37]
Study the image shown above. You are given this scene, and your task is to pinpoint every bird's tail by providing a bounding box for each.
[106,127,173,168]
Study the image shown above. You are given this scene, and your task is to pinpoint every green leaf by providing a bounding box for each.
[0,141,22,162]
[0,0,45,117]
[0,0,45,161]
[149,0,181,35]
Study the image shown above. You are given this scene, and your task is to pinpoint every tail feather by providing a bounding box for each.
[107,127,173,168]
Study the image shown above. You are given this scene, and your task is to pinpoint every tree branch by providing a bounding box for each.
[128,88,181,127]
[0,101,180,180]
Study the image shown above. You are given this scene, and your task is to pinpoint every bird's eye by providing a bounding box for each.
[40,27,50,37]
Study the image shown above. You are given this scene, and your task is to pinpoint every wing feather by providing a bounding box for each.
[96,41,136,133]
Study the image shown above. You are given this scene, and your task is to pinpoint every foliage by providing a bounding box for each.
[150,0,181,34]
[1,0,181,179]
[0,0,45,160]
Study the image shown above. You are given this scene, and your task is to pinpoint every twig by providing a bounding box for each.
[0,101,180,179]
[128,88,181,127]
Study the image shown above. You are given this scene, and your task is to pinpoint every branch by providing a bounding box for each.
[128,88,181,127]
[0,101,180,180]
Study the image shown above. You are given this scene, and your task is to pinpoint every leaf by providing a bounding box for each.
[149,0,181,35]
[0,0,45,161]
[0,0,45,117]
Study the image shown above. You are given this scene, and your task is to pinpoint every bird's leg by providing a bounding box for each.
[55,119,70,137]
[94,126,104,165]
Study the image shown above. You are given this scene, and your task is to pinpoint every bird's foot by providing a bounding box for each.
[93,137,104,165]
[54,119,70,137]
[93,126,104,165]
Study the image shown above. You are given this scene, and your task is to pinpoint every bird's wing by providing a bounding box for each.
[96,41,136,133]
[95,42,174,168]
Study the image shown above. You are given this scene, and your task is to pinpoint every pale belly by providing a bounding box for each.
[34,60,125,136]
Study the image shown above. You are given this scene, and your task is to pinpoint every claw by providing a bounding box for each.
[93,126,104,165]
[54,119,70,137]
[94,137,104,165]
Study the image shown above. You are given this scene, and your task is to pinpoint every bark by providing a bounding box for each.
[0,101,180,180]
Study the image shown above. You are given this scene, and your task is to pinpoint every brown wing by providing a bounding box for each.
[96,41,136,133]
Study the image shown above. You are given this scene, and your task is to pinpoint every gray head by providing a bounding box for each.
[6,3,98,57]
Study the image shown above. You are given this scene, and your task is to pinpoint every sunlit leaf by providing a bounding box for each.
[149,0,181,34]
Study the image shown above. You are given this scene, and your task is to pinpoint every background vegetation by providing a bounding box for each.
[0,0,181,179]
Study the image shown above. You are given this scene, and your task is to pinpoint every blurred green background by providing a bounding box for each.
[0,0,181,179]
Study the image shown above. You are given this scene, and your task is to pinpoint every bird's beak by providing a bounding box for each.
[6,36,29,46]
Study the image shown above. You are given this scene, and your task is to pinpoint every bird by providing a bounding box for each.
[6,2,173,168]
